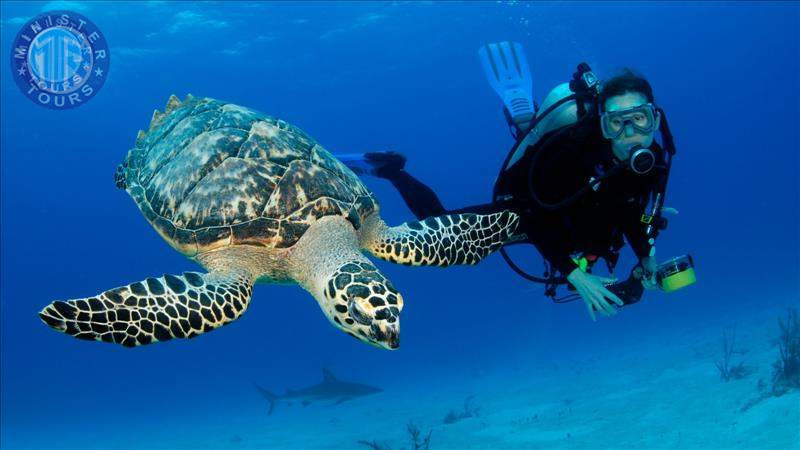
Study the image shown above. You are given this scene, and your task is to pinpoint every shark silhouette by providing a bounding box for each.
[254,369,383,414]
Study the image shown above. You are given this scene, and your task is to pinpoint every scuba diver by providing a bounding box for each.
[340,42,695,320]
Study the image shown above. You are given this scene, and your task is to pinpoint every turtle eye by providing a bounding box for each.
[348,299,372,325]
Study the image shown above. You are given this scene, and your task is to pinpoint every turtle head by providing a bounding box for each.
[322,261,404,350]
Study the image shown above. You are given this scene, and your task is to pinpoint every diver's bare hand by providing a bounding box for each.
[566,268,624,321]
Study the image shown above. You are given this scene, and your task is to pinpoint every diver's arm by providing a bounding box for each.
[620,202,653,262]
[623,227,652,261]
[620,201,659,287]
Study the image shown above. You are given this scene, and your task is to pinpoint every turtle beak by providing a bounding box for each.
[371,322,399,349]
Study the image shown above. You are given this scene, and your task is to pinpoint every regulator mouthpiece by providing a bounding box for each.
[629,147,656,174]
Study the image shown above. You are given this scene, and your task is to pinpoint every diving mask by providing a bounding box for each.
[600,103,659,139]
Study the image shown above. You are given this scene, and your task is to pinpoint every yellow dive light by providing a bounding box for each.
[656,254,696,293]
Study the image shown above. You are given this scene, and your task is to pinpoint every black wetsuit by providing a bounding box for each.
[381,119,663,277]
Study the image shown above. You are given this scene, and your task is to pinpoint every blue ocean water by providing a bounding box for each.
[1,1,798,449]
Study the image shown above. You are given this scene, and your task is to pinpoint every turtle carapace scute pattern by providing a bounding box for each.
[113,95,375,256]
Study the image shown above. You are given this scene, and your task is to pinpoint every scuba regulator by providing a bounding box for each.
[628,146,657,175]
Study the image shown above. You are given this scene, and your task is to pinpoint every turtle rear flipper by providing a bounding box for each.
[363,211,519,266]
[39,272,253,347]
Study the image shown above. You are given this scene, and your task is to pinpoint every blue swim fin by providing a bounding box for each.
[336,151,406,178]
[337,153,374,176]
[479,41,535,129]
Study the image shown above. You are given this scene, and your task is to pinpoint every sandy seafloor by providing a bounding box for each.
[4,298,798,450]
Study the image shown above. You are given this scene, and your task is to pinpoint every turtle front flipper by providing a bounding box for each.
[363,211,519,266]
[38,271,253,347]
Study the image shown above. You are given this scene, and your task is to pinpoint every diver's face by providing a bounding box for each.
[604,92,657,161]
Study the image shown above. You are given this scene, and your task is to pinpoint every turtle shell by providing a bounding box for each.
[116,95,378,256]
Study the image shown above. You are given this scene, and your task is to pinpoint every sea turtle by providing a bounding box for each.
[38,95,519,350]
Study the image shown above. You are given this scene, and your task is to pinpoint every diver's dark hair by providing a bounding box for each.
[598,68,655,110]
